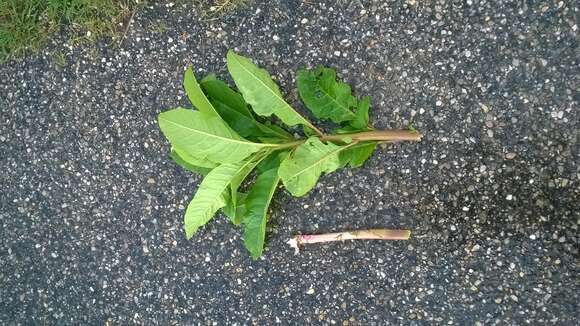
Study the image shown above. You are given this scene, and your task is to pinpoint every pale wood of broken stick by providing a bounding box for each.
[287,229,411,254]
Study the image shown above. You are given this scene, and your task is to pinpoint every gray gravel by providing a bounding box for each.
[1,0,578,324]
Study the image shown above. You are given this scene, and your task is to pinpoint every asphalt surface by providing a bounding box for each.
[1,0,578,324]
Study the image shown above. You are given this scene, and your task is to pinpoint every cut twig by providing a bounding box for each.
[287,229,411,254]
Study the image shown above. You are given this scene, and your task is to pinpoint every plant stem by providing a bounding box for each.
[272,140,305,149]
[287,229,411,254]
[322,130,422,142]
[272,129,421,150]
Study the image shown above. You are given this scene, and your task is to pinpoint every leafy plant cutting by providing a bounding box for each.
[158,50,422,258]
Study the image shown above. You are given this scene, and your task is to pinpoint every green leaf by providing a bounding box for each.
[184,155,266,238]
[226,151,270,225]
[170,147,215,176]
[201,73,253,117]
[243,167,280,259]
[183,66,220,117]
[279,137,352,196]
[297,66,357,123]
[223,192,247,223]
[226,50,319,132]
[333,125,360,134]
[350,95,371,130]
[261,121,294,140]
[340,142,377,168]
[158,108,276,163]
[257,151,289,173]
[200,75,293,141]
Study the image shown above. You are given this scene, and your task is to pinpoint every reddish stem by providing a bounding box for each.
[287,229,411,254]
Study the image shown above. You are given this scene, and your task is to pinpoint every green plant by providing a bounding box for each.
[0,0,132,62]
[158,50,422,258]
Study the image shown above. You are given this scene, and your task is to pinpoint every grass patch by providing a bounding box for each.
[0,0,134,62]
[205,0,249,15]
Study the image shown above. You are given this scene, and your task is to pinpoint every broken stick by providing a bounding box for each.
[287,229,411,254]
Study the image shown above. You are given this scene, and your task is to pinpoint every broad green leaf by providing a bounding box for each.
[243,167,280,259]
[200,76,294,141]
[223,192,247,223]
[172,146,217,169]
[227,151,270,225]
[201,73,253,118]
[184,156,265,238]
[257,137,291,144]
[257,151,289,173]
[340,142,377,168]
[297,67,357,123]
[279,137,352,196]
[226,50,319,132]
[350,95,371,130]
[158,108,276,163]
[262,122,294,139]
[183,66,219,117]
[170,147,215,176]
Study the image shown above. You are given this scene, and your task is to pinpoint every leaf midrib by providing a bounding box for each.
[259,174,279,220]
[286,143,354,180]
[232,55,308,125]
[187,158,265,226]
[160,117,277,147]
[315,80,356,119]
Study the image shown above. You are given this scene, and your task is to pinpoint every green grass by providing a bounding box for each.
[0,0,252,63]
[0,0,133,62]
